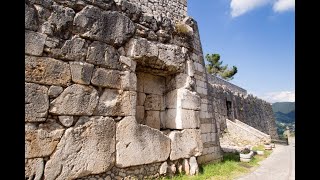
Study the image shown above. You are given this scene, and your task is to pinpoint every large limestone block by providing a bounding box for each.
[189,157,199,175]
[25,158,44,180]
[25,30,47,56]
[25,4,38,31]
[44,116,116,180]
[168,129,203,160]
[25,56,71,86]
[126,38,159,59]
[74,6,135,46]
[25,83,49,122]
[25,128,64,158]
[166,89,200,110]
[49,84,98,115]
[120,71,137,91]
[60,36,87,61]
[94,89,136,116]
[86,41,121,69]
[116,117,171,167]
[145,110,161,130]
[136,72,165,95]
[165,109,200,129]
[70,61,94,85]
[144,94,162,111]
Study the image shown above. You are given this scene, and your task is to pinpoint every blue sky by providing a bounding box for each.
[187,0,295,103]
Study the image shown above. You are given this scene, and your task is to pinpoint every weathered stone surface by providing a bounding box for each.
[119,56,136,71]
[38,119,64,131]
[25,4,38,31]
[165,109,200,129]
[58,116,74,127]
[91,68,121,88]
[44,116,116,180]
[159,161,168,175]
[94,89,136,116]
[168,129,203,160]
[48,85,63,98]
[49,84,98,115]
[25,56,71,86]
[137,92,146,106]
[166,89,200,110]
[61,36,87,61]
[25,128,64,158]
[25,158,44,180]
[126,38,158,59]
[25,30,47,56]
[182,159,190,175]
[25,83,49,122]
[46,5,75,39]
[136,106,145,124]
[144,94,161,110]
[74,6,135,46]
[120,71,137,91]
[86,41,121,69]
[136,72,165,95]
[145,110,160,130]
[116,117,170,167]
[189,157,199,175]
[70,61,94,85]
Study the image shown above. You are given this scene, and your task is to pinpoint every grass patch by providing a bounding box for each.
[252,145,264,151]
[163,150,273,180]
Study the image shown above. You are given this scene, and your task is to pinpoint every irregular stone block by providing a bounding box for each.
[116,117,170,167]
[74,6,135,46]
[86,41,121,69]
[25,158,44,180]
[126,38,159,59]
[159,161,168,175]
[25,30,47,56]
[70,61,94,85]
[145,110,160,130]
[121,71,137,91]
[58,116,74,127]
[165,109,200,129]
[25,128,64,158]
[61,36,87,61]
[168,129,203,160]
[46,5,75,39]
[25,4,38,31]
[44,116,116,180]
[189,157,199,175]
[25,56,71,87]
[182,159,190,175]
[48,85,63,98]
[166,89,200,110]
[25,83,49,122]
[94,89,136,116]
[119,56,136,71]
[49,84,98,115]
[144,94,161,111]
[91,68,121,89]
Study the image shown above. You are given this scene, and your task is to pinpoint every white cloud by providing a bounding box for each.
[259,91,295,103]
[273,0,295,12]
[230,0,270,17]
[230,0,295,17]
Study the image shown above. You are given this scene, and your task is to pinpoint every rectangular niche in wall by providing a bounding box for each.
[226,100,232,120]
[136,72,166,130]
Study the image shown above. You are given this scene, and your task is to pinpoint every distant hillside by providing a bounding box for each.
[272,102,295,137]
[272,102,295,114]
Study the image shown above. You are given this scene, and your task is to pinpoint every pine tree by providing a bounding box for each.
[205,53,238,81]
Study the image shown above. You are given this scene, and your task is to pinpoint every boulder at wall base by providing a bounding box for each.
[44,116,116,180]
[116,116,171,167]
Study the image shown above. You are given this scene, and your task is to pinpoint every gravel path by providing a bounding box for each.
[236,137,295,180]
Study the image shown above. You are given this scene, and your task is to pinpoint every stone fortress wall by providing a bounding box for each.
[207,74,247,96]
[25,0,278,179]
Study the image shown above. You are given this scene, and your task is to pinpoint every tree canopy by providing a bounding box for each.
[205,53,238,81]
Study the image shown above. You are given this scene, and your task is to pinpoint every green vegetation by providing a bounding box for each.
[252,145,264,151]
[205,53,238,81]
[272,102,295,136]
[163,150,272,180]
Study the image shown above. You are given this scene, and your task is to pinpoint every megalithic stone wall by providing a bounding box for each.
[25,0,278,179]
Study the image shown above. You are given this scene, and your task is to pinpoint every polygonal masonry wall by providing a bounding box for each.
[25,0,278,179]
